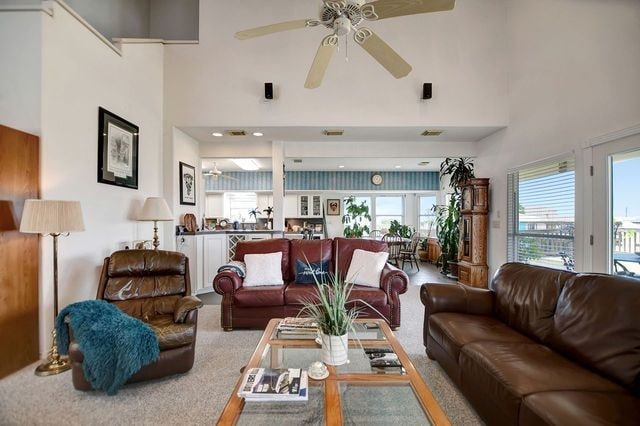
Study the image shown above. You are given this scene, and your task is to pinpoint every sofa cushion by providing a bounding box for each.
[234,286,285,308]
[284,284,387,308]
[284,284,319,305]
[491,263,574,343]
[549,273,640,395]
[146,314,195,350]
[234,238,291,281]
[295,259,330,284]
[459,341,624,425]
[429,312,531,361]
[243,252,284,287]
[348,285,388,308]
[520,390,640,426]
[345,249,389,287]
[289,239,333,280]
[333,237,388,279]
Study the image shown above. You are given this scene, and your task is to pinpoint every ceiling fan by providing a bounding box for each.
[203,163,240,181]
[235,0,455,89]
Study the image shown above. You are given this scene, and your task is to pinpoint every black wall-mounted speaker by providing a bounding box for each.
[422,83,432,100]
[264,82,274,100]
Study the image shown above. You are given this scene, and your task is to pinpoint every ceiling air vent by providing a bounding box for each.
[421,130,443,137]
[293,159,303,163]
[226,130,247,136]
[322,129,344,136]
[418,161,430,166]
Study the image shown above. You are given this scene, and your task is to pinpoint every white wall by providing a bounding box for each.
[64,0,150,40]
[38,2,164,351]
[476,0,640,276]
[0,9,41,135]
[164,0,508,129]
[172,128,202,229]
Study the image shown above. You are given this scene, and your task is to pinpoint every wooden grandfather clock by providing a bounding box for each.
[457,178,490,288]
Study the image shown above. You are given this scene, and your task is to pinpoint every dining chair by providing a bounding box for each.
[382,233,402,267]
[369,230,384,240]
[399,232,421,271]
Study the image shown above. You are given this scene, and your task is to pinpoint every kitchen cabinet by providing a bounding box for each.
[298,194,322,217]
[203,234,227,292]
[176,235,204,295]
[284,195,298,218]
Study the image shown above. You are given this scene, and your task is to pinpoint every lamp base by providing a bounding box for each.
[35,328,71,377]
[35,356,71,376]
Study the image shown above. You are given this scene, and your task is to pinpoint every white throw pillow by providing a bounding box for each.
[243,251,284,287]
[345,249,389,288]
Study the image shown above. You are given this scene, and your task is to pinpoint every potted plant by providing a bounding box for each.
[432,195,460,277]
[262,206,273,229]
[439,157,475,190]
[417,238,428,262]
[342,196,371,238]
[388,220,415,238]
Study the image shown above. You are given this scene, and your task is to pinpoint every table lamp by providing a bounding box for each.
[139,197,173,249]
[20,199,85,376]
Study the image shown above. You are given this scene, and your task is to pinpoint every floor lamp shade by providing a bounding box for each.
[20,200,85,234]
[139,197,173,221]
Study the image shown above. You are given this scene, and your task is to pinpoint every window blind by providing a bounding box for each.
[507,158,576,271]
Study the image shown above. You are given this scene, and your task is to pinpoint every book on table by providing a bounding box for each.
[364,347,403,368]
[238,368,308,402]
[276,317,319,335]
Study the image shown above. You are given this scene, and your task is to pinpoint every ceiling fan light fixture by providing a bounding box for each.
[231,158,261,171]
[421,130,444,136]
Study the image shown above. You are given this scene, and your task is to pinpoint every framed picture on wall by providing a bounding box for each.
[327,199,341,216]
[97,107,139,189]
[180,162,196,205]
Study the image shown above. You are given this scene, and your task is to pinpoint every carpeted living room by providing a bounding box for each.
[1,0,640,425]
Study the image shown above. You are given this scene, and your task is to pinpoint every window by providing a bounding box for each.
[375,196,403,232]
[225,192,257,222]
[343,196,372,231]
[418,195,437,237]
[507,158,575,270]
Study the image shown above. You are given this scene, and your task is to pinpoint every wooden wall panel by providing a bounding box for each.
[0,124,40,378]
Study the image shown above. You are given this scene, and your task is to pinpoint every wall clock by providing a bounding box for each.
[371,173,383,186]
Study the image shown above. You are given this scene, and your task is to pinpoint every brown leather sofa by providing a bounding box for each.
[421,263,640,425]
[213,238,409,330]
[68,250,202,390]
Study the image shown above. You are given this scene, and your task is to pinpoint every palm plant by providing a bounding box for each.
[440,157,475,194]
[432,196,460,274]
[248,208,261,221]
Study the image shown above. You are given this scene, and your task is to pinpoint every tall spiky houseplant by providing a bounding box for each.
[436,158,475,275]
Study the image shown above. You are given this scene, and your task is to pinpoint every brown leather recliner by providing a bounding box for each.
[421,263,640,425]
[68,250,203,391]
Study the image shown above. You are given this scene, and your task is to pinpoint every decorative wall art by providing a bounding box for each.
[180,162,196,205]
[97,107,139,189]
[327,199,341,216]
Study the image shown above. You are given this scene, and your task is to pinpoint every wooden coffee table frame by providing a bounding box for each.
[217,318,450,426]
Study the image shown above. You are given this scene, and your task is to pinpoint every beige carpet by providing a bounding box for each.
[0,281,482,425]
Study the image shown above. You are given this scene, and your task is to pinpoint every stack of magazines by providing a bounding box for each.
[364,347,402,368]
[277,317,319,335]
[238,368,308,402]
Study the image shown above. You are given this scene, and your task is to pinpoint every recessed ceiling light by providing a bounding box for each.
[421,130,443,136]
[212,132,223,137]
[252,132,264,137]
[394,165,402,169]
[338,165,345,169]
[231,158,260,171]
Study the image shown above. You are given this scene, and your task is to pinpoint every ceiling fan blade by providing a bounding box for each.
[354,28,412,78]
[220,174,240,182]
[361,0,455,21]
[235,19,312,40]
[305,35,339,89]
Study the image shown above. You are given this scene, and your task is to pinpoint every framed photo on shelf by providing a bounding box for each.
[97,107,139,189]
[326,199,341,216]
[179,162,196,205]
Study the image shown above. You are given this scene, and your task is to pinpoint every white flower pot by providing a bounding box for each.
[320,333,349,366]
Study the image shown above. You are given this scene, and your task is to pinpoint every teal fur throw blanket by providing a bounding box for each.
[56,300,160,395]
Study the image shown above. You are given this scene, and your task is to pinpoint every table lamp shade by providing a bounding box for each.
[20,200,85,234]
[139,197,173,221]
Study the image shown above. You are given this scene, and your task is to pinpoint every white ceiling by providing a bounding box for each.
[182,126,502,144]
[201,157,443,172]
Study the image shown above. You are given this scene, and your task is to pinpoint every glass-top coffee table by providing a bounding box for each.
[217,319,450,425]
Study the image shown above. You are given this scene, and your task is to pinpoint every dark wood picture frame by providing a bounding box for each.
[97,107,139,189]
[179,162,196,205]
[327,199,341,216]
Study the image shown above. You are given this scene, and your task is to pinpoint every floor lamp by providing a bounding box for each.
[139,197,173,249]
[20,199,85,376]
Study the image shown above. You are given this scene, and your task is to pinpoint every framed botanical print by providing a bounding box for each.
[97,107,139,189]
[327,199,341,216]
[180,162,196,205]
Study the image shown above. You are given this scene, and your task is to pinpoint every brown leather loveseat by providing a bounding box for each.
[421,263,640,425]
[213,238,408,330]
[68,250,202,390]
